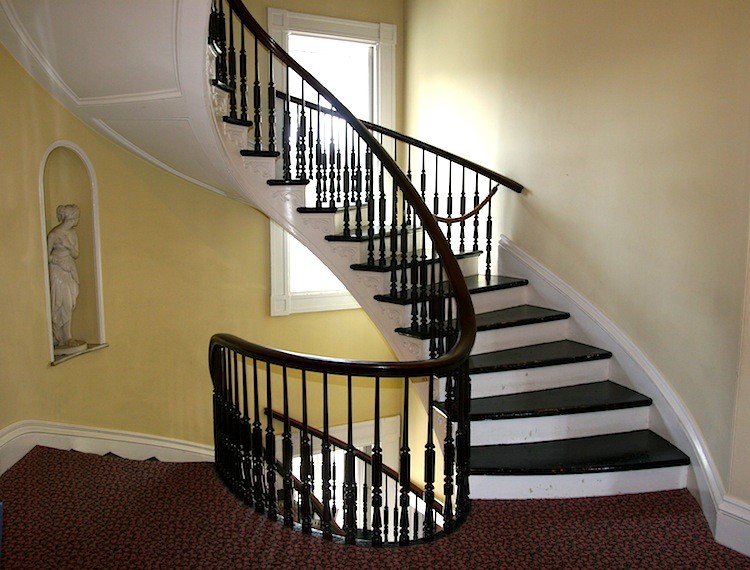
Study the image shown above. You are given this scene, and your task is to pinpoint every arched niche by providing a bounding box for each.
[39,141,106,364]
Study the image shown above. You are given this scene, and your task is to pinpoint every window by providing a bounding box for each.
[268,9,396,316]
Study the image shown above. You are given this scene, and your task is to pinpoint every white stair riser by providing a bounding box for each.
[440,359,611,400]
[470,406,650,446]
[471,319,570,355]
[471,285,528,313]
[469,465,688,499]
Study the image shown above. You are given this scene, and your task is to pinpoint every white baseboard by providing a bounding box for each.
[0,420,214,476]
[496,235,733,544]
[716,496,750,557]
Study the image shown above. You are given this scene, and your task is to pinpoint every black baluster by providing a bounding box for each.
[442,371,456,532]
[321,372,333,540]
[446,162,453,250]
[265,363,276,520]
[297,82,306,181]
[423,374,436,540]
[282,367,293,527]
[342,127,352,237]
[282,67,291,181]
[267,53,276,153]
[378,154,387,267]
[344,375,357,544]
[215,0,227,87]
[252,359,265,513]
[485,179,493,279]
[389,148,399,297]
[371,376,383,546]
[328,115,336,207]
[365,148,375,265]
[315,100,323,208]
[253,37,262,151]
[241,356,253,506]
[239,27,248,123]
[459,168,467,253]
[383,477,390,543]
[473,173,480,252]
[354,134,363,238]
[226,3,237,120]
[455,364,472,522]
[399,377,411,545]
[300,370,312,533]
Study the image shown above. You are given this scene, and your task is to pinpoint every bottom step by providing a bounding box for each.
[469,430,690,499]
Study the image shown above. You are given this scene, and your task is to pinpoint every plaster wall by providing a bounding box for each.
[404,0,750,495]
[0,42,397,446]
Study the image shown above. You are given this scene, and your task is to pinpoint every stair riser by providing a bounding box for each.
[471,319,570,355]
[440,359,611,400]
[469,406,650,446]
[471,286,529,313]
[469,465,689,499]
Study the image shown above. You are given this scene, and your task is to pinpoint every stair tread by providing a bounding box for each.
[470,430,690,475]
[437,380,652,420]
[469,340,612,373]
[396,304,569,339]
[375,274,528,305]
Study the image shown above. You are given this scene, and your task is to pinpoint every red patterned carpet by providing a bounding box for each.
[0,446,748,569]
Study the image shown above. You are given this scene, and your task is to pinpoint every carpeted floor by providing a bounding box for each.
[0,446,748,569]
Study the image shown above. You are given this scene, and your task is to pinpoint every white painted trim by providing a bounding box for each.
[0,420,213,477]
[39,141,107,362]
[716,495,750,557]
[497,235,724,533]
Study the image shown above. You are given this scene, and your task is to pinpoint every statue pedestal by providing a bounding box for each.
[54,340,87,357]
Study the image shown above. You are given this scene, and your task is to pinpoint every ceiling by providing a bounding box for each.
[0,0,238,195]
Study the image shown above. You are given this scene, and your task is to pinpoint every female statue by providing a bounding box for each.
[48,204,85,353]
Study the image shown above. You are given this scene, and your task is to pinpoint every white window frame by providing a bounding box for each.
[268,8,396,316]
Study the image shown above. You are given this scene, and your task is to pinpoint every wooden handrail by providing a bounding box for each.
[269,410,444,515]
[273,89,524,194]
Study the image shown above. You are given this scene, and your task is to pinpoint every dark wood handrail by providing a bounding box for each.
[269,410,444,515]
[273,89,524,194]
[224,0,476,372]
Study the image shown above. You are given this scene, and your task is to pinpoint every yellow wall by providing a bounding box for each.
[404,0,750,496]
[0,41,397,445]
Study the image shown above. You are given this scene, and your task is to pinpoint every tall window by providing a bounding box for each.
[268,9,396,315]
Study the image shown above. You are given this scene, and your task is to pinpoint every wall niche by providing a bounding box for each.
[40,141,106,365]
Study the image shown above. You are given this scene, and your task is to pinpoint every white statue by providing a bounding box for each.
[48,204,86,356]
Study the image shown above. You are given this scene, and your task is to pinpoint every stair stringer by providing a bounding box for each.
[206,87,432,362]
[495,234,722,534]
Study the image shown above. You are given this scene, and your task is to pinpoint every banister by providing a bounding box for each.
[225,0,476,364]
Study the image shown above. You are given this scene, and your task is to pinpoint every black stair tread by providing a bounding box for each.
[469,340,612,374]
[374,274,529,305]
[240,149,281,158]
[436,380,652,420]
[222,115,253,127]
[396,304,569,340]
[324,227,408,243]
[469,430,690,476]
[267,178,310,186]
[297,206,338,214]
[351,249,481,273]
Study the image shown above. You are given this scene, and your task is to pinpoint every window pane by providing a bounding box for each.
[288,234,347,293]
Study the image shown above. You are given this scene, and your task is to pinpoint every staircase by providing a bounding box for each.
[204,0,691,545]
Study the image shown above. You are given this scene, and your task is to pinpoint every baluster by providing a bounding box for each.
[423,374,436,540]
[282,367,293,527]
[252,359,265,513]
[378,153,387,267]
[267,53,276,153]
[399,377,411,545]
[215,0,227,87]
[253,37,262,151]
[241,356,253,506]
[239,27,248,123]
[362,467,369,537]
[413,507,419,541]
[300,370,313,533]
[354,134,363,238]
[328,114,336,207]
[371,376,383,546]
[389,144,399,297]
[226,4,237,120]
[410,203,419,331]
[459,168,467,253]
[296,82,306,180]
[400,186,409,302]
[442,371,456,532]
[315,99,324,208]
[344,375,357,544]
[446,162,453,250]
[321,372,333,540]
[383,477,390,543]
[265,363,276,519]
[473,173,480,252]
[307,90,315,183]
[281,68,291,181]
[335,126,342,204]
[342,127,351,237]
[320,108,329,208]
[485,179,493,279]
[365,148,375,265]
[332,455,338,522]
